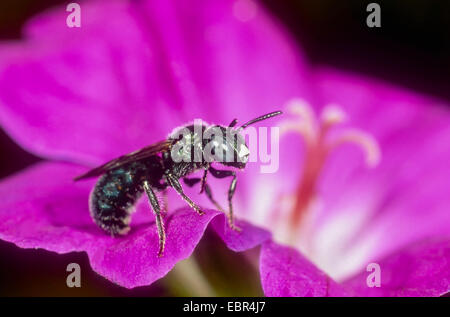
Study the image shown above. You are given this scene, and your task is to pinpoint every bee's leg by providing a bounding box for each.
[203,183,226,214]
[143,180,165,257]
[166,174,204,215]
[154,182,168,214]
[208,167,240,231]
[183,177,227,214]
[161,189,169,214]
[199,167,208,194]
[183,168,208,194]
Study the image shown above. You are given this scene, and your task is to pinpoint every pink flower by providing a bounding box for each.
[254,78,450,295]
[0,0,448,296]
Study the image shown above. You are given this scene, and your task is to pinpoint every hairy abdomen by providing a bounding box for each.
[89,159,160,235]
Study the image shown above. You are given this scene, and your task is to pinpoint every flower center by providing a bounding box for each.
[279,99,381,241]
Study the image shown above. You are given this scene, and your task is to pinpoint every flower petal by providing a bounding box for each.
[0,0,311,166]
[342,239,450,296]
[211,214,271,252]
[0,0,184,165]
[259,241,348,297]
[248,68,450,281]
[0,162,269,288]
[305,68,450,279]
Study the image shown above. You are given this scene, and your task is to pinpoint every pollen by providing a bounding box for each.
[279,98,381,240]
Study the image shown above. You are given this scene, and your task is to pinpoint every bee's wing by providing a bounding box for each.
[74,140,173,181]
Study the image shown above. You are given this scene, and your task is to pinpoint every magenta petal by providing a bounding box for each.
[260,241,348,297]
[343,239,450,297]
[0,162,269,288]
[211,215,271,252]
[0,0,311,166]
[301,68,450,278]
[92,208,221,288]
[0,0,175,165]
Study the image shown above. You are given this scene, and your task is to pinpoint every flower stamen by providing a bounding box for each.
[327,129,381,167]
[280,99,318,143]
[280,99,381,241]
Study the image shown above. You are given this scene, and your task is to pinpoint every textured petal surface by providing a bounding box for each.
[259,241,348,297]
[342,239,450,297]
[0,0,310,167]
[0,162,270,288]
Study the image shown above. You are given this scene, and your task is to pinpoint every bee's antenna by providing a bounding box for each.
[229,118,238,127]
[239,111,283,130]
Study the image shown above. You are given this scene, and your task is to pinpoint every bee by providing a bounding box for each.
[74,111,282,256]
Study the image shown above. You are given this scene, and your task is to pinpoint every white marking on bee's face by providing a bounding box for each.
[238,143,250,163]
[239,143,250,157]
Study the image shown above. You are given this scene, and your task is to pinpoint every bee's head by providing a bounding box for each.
[203,111,282,169]
[203,126,249,169]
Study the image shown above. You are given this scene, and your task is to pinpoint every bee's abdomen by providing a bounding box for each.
[89,161,150,235]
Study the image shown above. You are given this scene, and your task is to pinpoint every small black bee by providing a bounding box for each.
[75,111,282,256]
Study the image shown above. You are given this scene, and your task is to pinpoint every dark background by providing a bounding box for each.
[0,0,448,296]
